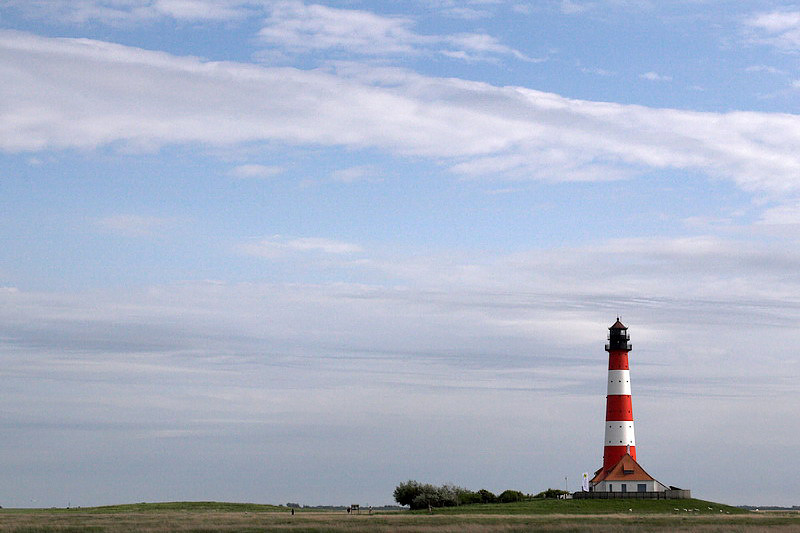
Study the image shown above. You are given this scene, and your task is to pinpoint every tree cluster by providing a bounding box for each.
[393,480,464,509]
[393,481,528,510]
[532,488,571,499]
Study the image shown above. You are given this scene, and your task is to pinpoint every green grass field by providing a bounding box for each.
[0,500,798,532]
[417,497,747,515]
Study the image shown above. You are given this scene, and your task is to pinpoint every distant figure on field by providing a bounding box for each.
[291,508,294,516]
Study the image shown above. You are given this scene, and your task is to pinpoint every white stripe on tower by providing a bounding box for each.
[604,421,636,446]
[607,369,631,395]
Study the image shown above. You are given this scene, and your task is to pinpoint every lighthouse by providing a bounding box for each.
[602,318,635,471]
[588,319,671,495]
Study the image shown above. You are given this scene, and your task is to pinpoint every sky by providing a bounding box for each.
[1,0,800,508]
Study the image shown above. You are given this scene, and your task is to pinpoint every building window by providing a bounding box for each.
[608,484,612,492]
[621,484,627,493]
[638,484,646,493]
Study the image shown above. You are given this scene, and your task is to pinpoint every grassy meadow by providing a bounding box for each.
[415,497,747,515]
[0,500,798,532]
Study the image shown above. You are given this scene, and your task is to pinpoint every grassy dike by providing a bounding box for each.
[414,497,748,515]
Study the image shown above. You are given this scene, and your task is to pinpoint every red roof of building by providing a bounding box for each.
[590,453,656,484]
[609,318,627,330]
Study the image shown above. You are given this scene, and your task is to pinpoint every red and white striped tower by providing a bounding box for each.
[602,318,635,472]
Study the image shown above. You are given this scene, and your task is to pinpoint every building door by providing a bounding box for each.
[637,484,646,493]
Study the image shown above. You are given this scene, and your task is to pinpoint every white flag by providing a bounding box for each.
[581,472,589,491]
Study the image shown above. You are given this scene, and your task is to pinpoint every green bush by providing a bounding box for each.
[456,490,482,505]
[477,489,497,504]
[498,490,525,503]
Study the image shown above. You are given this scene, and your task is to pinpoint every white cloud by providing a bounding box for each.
[365,235,800,304]
[745,10,800,50]
[750,10,800,33]
[6,234,800,394]
[10,235,800,373]
[581,66,615,76]
[330,165,381,183]
[560,0,592,15]
[758,201,800,225]
[1,0,251,23]
[258,1,530,61]
[745,64,785,75]
[229,164,284,179]
[640,71,672,81]
[95,214,173,237]
[3,31,800,195]
[284,237,363,254]
[259,2,418,56]
[445,32,533,61]
[441,7,491,19]
[152,0,247,20]
[240,236,364,258]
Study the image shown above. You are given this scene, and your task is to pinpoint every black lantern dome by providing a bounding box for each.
[605,318,632,352]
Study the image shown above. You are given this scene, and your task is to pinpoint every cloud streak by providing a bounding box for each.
[228,164,284,179]
[240,236,364,258]
[745,10,800,50]
[2,30,800,195]
[258,1,530,61]
[640,71,672,82]
[95,214,174,237]
[1,0,252,23]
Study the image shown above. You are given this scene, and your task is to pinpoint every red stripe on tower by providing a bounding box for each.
[602,318,636,472]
